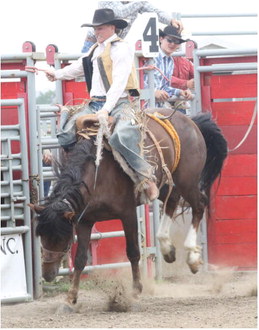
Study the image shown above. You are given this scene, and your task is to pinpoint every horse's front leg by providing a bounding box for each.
[66,270,82,305]
[122,211,142,296]
[66,221,94,305]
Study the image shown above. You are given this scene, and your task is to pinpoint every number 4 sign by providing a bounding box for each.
[141,13,159,58]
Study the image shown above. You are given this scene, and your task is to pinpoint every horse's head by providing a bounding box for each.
[29,203,74,282]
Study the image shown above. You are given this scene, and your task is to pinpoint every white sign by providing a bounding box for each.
[1,234,27,299]
[141,13,159,58]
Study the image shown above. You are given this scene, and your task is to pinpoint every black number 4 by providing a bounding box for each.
[143,17,159,53]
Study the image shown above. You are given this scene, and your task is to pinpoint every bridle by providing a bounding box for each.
[41,244,71,263]
[62,181,92,224]
[40,181,92,263]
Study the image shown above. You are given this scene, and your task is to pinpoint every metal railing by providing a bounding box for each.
[172,12,257,37]
[192,47,257,114]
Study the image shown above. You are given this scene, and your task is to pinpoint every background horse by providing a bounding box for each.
[31,110,227,306]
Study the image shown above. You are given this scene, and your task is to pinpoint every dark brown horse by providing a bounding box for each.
[31,109,227,306]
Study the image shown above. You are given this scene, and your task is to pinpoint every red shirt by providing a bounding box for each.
[171,56,194,90]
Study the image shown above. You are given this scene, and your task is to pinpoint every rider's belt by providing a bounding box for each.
[91,96,129,102]
[91,96,106,102]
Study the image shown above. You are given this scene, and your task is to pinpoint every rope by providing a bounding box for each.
[146,129,174,214]
[228,100,257,152]
[147,113,181,172]
[137,65,170,82]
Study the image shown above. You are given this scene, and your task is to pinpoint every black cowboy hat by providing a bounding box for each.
[81,8,128,29]
[159,25,188,44]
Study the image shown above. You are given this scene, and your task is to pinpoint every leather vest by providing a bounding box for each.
[82,37,139,97]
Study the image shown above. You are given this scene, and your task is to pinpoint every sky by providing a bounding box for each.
[1,0,258,91]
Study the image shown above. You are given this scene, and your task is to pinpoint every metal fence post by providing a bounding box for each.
[192,49,202,115]
[26,54,43,299]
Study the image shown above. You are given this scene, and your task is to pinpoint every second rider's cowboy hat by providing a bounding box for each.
[159,25,188,44]
[81,8,128,29]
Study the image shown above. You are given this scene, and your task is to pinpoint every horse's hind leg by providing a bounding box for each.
[182,188,207,274]
[122,211,143,296]
[157,187,181,263]
[67,221,94,305]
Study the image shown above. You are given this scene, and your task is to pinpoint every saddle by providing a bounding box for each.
[76,114,115,141]
[76,113,180,168]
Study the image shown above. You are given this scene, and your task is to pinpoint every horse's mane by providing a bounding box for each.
[36,139,96,241]
[51,139,96,210]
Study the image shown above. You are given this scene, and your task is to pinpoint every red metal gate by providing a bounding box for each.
[200,55,257,270]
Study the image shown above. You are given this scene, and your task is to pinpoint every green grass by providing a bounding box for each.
[42,276,99,296]
[42,273,120,297]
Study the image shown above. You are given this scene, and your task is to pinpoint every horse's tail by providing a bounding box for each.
[191,112,228,200]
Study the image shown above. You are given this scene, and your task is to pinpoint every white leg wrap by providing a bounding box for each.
[157,214,173,255]
[186,246,202,265]
[184,225,202,265]
[184,224,197,249]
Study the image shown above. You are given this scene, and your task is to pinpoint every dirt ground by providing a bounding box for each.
[1,213,257,328]
[1,269,257,329]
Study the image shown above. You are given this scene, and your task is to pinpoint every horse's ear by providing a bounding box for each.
[28,203,45,214]
[64,211,75,221]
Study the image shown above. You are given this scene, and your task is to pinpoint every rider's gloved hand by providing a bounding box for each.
[45,70,57,82]
[180,90,194,100]
[171,19,183,33]
[97,108,109,124]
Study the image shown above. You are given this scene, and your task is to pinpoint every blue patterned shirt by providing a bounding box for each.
[144,50,181,107]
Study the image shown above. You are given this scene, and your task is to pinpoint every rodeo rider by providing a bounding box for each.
[38,8,160,202]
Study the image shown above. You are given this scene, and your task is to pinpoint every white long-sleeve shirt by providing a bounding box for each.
[54,34,134,113]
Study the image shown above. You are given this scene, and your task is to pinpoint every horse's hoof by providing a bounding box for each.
[55,303,75,314]
[188,260,203,274]
[66,297,77,305]
[190,265,199,274]
[132,282,143,298]
[67,290,78,305]
[163,246,176,263]
[186,246,203,273]
[132,291,140,299]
